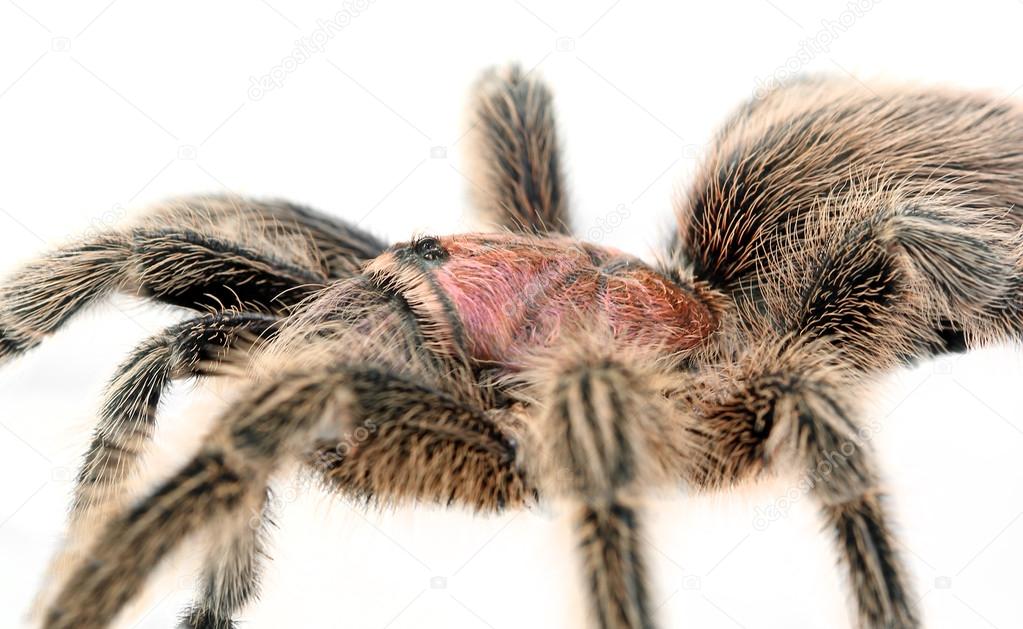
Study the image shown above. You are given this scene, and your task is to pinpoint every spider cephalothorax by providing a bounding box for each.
[3,65,1023,629]
[366,234,717,368]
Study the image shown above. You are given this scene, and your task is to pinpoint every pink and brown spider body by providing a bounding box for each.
[368,233,717,369]
[3,64,1023,629]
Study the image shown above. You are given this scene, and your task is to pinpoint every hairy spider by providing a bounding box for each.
[2,64,1022,629]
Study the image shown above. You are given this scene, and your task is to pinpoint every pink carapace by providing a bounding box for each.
[366,233,717,369]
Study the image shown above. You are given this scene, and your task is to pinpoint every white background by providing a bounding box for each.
[1,1,1023,627]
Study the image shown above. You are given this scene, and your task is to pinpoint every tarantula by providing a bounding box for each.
[2,64,1022,629]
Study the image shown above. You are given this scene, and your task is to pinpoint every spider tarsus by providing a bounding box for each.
[179,607,240,629]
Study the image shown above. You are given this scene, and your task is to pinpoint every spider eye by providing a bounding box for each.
[414,237,447,262]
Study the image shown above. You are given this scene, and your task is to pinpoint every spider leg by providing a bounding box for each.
[666,199,985,627]
[875,205,1023,352]
[823,494,910,629]
[70,312,276,532]
[30,312,279,619]
[0,227,322,363]
[0,196,390,365]
[147,195,388,277]
[681,202,1011,626]
[43,365,528,629]
[465,64,571,234]
[530,344,667,629]
[688,340,919,628]
[180,489,274,629]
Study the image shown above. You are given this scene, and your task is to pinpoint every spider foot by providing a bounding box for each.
[179,607,239,629]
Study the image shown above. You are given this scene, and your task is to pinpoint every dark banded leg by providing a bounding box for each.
[33,313,280,616]
[72,312,278,530]
[180,490,274,629]
[692,341,919,628]
[148,195,388,277]
[0,228,325,363]
[824,493,915,628]
[44,365,529,629]
[539,351,658,629]
[784,374,917,628]
[679,205,990,626]
[805,411,917,628]
[0,196,389,364]
[465,64,571,234]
